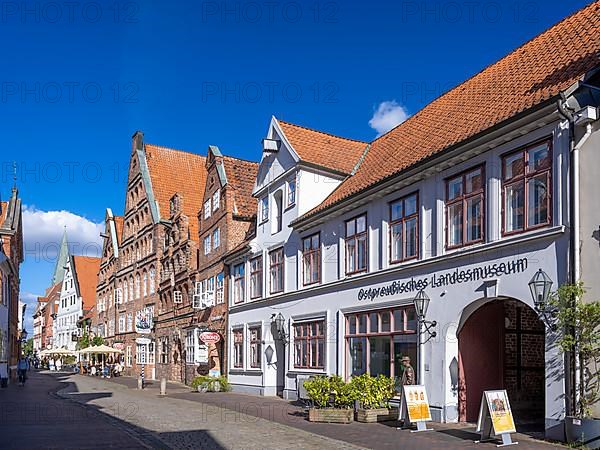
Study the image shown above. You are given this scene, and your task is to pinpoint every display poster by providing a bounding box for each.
[477,390,517,436]
[403,385,432,422]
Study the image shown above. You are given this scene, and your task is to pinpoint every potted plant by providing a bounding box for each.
[551,283,600,448]
[351,374,399,423]
[305,375,355,423]
[191,375,230,393]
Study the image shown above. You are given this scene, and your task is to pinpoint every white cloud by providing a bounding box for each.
[368,100,410,137]
[22,206,104,263]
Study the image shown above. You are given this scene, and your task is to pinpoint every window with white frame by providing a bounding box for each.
[390,193,419,262]
[260,196,268,223]
[159,337,169,364]
[216,272,224,304]
[345,214,367,274]
[233,263,245,304]
[272,190,283,234]
[294,320,325,369]
[233,329,243,368]
[126,345,132,366]
[302,234,320,285]
[136,343,147,364]
[213,228,220,249]
[149,268,156,294]
[249,326,261,368]
[204,235,211,255]
[287,178,296,207]
[127,313,133,332]
[212,190,220,211]
[173,290,183,304]
[118,314,125,333]
[502,140,552,234]
[124,282,128,303]
[269,248,284,294]
[204,199,211,219]
[250,256,263,299]
[143,272,148,297]
[185,329,195,364]
[446,167,484,248]
[135,274,141,298]
[148,342,155,365]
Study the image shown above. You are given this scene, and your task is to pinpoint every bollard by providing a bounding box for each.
[160,377,166,396]
[137,375,143,390]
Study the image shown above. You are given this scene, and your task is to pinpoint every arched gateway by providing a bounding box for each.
[457,298,545,430]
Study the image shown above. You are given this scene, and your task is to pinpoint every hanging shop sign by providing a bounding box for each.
[135,306,154,334]
[476,390,517,445]
[358,257,529,301]
[200,332,221,344]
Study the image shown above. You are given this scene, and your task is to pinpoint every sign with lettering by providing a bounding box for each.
[403,385,432,422]
[200,332,221,344]
[358,257,528,301]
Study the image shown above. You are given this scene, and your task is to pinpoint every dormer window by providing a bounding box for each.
[260,197,269,223]
[287,179,296,207]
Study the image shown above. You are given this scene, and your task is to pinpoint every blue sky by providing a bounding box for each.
[0,0,591,331]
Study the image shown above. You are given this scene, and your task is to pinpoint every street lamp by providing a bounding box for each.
[528,269,556,329]
[413,290,437,343]
[271,313,288,344]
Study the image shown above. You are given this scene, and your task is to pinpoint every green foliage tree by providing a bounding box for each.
[91,336,104,346]
[22,338,33,356]
[77,331,90,350]
[551,282,600,418]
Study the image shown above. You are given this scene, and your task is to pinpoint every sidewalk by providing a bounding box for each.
[98,374,565,450]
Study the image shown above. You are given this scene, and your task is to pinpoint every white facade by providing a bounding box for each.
[227,102,600,437]
[53,258,83,351]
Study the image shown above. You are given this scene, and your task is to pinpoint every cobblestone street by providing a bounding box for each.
[0,371,569,450]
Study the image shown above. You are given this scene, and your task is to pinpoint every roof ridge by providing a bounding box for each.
[223,155,259,165]
[370,0,598,145]
[278,119,367,145]
[145,142,206,158]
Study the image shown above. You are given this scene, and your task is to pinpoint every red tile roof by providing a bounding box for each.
[300,1,600,220]
[223,157,259,218]
[278,120,368,175]
[145,144,208,237]
[72,255,101,311]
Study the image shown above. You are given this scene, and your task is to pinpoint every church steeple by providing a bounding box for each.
[52,228,70,285]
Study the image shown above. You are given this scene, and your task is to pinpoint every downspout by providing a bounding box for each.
[557,97,575,417]
[557,96,594,417]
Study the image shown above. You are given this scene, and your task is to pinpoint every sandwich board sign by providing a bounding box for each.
[400,385,433,432]
[476,390,518,446]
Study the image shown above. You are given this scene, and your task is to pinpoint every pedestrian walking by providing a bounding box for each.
[17,357,29,386]
[400,356,415,386]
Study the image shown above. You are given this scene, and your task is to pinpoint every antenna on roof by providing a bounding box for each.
[12,161,17,193]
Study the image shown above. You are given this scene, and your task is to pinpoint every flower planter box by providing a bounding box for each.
[356,407,399,423]
[565,416,600,449]
[308,408,354,424]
